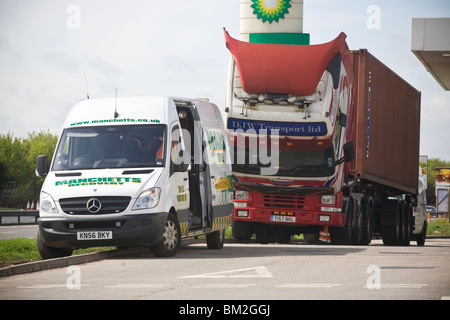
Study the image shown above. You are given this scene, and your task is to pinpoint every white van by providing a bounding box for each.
[36,96,234,258]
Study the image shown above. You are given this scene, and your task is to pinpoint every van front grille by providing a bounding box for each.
[59,196,131,215]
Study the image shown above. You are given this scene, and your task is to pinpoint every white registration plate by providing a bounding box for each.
[270,215,296,223]
[77,231,113,240]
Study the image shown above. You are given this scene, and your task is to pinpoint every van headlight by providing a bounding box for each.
[40,192,58,213]
[132,188,161,210]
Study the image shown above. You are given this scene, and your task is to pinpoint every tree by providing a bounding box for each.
[0,131,57,208]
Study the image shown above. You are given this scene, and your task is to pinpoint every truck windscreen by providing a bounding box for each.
[52,125,166,171]
[233,145,335,178]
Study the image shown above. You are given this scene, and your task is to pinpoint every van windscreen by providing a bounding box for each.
[52,125,166,171]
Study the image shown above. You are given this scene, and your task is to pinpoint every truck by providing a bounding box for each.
[224,29,426,246]
[35,96,234,258]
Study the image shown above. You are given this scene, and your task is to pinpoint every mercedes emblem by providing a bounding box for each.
[86,198,101,213]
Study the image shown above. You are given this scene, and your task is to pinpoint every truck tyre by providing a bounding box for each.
[353,199,363,245]
[150,213,181,257]
[206,229,225,249]
[275,232,291,244]
[37,230,73,260]
[232,220,252,241]
[331,197,354,245]
[381,200,401,246]
[416,221,427,246]
[255,225,271,244]
[400,202,412,246]
[303,233,320,244]
[360,197,374,245]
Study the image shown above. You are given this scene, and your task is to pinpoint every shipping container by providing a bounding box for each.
[350,49,421,196]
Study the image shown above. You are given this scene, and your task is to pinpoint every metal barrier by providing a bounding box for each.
[0,210,39,225]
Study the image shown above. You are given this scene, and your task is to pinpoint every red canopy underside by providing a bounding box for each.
[224,29,350,96]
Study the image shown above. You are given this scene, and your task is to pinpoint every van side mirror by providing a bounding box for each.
[343,141,355,162]
[36,155,49,177]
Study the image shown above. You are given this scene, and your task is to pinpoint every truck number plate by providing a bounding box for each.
[77,231,112,240]
[270,215,296,223]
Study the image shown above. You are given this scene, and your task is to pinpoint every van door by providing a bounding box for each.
[177,105,211,229]
[169,123,190,215]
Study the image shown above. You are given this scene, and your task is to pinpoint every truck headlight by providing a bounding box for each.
[321,195,336,205]
[235,190,249,200]
[40,192,58,213]
[132,188,161,210]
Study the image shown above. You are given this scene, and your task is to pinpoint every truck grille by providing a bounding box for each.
[59,196,131,215]
[258,193,306,209]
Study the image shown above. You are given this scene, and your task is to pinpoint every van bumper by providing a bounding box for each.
[38,212,167,249]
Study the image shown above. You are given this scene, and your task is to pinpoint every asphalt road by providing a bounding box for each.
[1,236,449,302]
[0,224,38,240]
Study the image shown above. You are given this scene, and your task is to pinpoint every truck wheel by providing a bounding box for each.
[400,202,412,246]
[360,198,374,245]
[381,200,401,246]
[206,229,225,249]
[232,220,252,241]
[150,213,181,257]
[331,197,354,245]
[255,225,271,244]
[36,230,73,260]
[275,232,291,244]
[303,233,319,244]
[416,221,427,246]
[353,199,363,244]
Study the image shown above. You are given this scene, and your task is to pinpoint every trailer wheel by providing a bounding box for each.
[400,202,412,246]
[360,197,374,245]
[275,232,291,244]
[37,230,73,260]
[255,225,271,244]
[381,200,401,246]
[150,213,181,257]
[232,220,252,241]
[206,229,225,249]
[303,233,320,244]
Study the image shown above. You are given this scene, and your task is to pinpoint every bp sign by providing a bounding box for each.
[250,0,292,24]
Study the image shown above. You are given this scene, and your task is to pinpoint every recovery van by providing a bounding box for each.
[36,96,233,258]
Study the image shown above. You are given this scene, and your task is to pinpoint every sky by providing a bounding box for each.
[0,0,449,160]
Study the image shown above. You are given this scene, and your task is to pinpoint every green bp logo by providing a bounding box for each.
[251,0,292,24]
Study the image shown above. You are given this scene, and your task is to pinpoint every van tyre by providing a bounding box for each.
[150,213,181,257]
[416,221,427,246]
[37,230,73,260]
[206,229,225,249]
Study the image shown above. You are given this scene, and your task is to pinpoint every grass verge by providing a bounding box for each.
[427,219,450,237]
[0,238,114,268]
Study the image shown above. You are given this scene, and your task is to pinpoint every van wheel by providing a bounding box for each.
[150,213,181,257]
[36,230,73,260]
[206,229,225,249]
[416,221,427,246]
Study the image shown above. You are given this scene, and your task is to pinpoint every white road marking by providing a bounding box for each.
[276,284,341,288]
[179,266,273,279]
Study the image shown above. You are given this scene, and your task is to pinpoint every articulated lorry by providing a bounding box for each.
[224,29,426,246]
